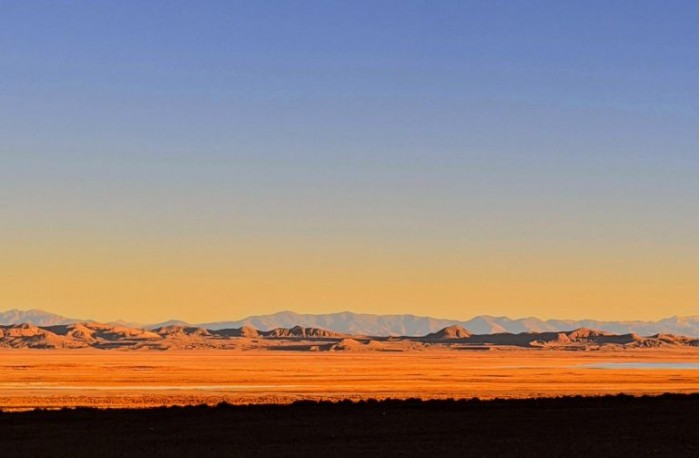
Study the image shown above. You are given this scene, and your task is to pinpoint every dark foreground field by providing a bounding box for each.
[1,394,697,457]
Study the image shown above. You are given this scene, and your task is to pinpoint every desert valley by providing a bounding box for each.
[1,313,697,411]
[3,2,697,455]
[1,318,696,456]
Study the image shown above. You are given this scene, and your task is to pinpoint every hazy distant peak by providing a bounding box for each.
[0,309,80,327]
[1,309,698,338]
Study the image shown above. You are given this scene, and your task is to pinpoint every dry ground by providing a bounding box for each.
[0,348,697,410]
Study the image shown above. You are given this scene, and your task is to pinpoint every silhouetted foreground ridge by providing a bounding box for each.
[1,394,697,457]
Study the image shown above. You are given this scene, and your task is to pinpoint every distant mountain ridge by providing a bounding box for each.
[1,309,697,337]
[0,309,80,327]
[193,311,699,338]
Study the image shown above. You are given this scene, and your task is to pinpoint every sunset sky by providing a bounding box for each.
[1,1,697,323]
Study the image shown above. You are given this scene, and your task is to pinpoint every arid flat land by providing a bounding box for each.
[0,348,696,410]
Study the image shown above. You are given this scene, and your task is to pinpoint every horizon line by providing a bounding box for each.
[1,307,697,326]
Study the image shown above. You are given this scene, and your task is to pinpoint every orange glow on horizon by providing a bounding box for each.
[2,231,696,323]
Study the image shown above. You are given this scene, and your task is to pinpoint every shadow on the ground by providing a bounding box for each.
[1,393,697,457]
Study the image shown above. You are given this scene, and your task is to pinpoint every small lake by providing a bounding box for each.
[579,362,698,370]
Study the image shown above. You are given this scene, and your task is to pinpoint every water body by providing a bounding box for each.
[580,362,698,370]
[0,383,304,391]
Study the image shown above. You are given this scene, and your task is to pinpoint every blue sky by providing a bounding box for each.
[0,1,697,321]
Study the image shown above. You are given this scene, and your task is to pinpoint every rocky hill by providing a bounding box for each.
[0,322,696,351]
[424,325,472,340]
[4,309,697,337]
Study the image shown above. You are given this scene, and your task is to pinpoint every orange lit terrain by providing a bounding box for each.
[0,348,696,410]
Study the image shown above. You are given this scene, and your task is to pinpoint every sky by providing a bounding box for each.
[0,0,697,323]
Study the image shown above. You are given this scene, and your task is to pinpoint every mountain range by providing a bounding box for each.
[1,308,697,337]
[1,321,697,351]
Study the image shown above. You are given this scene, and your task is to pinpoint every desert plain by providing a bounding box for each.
[1,347,696,411]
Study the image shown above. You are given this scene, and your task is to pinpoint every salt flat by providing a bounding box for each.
[0,348,696,410]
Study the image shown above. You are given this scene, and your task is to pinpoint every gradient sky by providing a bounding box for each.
[1,0,697,323]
